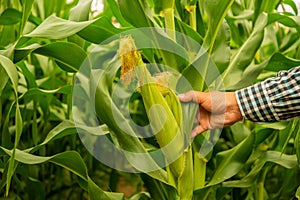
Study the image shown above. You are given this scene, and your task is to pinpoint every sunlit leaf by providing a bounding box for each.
[25,15,98,39]
[69,0,92,22]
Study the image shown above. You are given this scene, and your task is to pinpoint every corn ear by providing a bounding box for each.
[164,90,182,128]
[119,36,190,197]
[135,66,185,177]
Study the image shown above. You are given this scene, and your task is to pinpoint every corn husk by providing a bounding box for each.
[119,36,193,199]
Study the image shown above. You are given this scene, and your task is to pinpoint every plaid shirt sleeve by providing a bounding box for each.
[235,66,300,122]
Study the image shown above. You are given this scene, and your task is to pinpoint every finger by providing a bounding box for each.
[191,125,206,138]
[178,91,204,103]
[194,107,200,123]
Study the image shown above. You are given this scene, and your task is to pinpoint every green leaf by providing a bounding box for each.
[0,65,9,94]
[14,103,23,146]
[202,0,234,51]
[25,15,98,39]
[0,8,41,26]
[268,13,300,32]
[294,120,300,166]
[33,42,87,72]
[117,0,154,27]
[21,86,72,99]
[0,147,117,199]
[175,18,203,45]
[228,51,300,89]
[283,0,299,15]
[210,20,231,74]
[17,61,38,88]
[25,120,77,153]
[26,120,109,153]
[296,186,300,199]
[229,122,251,144]
[276,120,297,153]
[67,0,93,46]
[106,0,132,27]
[221,13,268,89]
[0,9,22,25]
[14,43,41,63]
[77,17,126,44]
[128,192,151,200]
[207,132,255,186]
[91,42,169,184]
[0,55,19,96]
[153,0,174,12]
[141,174,178,200]
[265,53,300,71]
[88,177,124,200]
[196,0,234,90]
[69,0,92,22]
[223,151,298,188]
[6,151,17,196]
[254,0,280,22]
[0,56,21,196]
[20,0,34,34]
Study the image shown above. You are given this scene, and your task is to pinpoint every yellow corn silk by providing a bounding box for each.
[119,36,193,200]
[119,36,144,86]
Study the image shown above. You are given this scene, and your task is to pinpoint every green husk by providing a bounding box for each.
[119,36,193,199]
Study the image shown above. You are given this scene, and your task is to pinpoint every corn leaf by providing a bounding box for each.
[207,132,255,186]
[201,0,234,51]
[0,8,23,25]
[268,13,300,32]
[77,16,126,44]
[33,42,87,72]
[221,13,268,89]
[294,120,300,166]
[0,147,120,200]
[69,0,92,22]
[117,0,154,27]
[92,43,169,184]
[223,151,298,188]
[254,0,280,22]
[106,0,132,27]
[24,15,98,39]
[296,186,300,199]
[179,0,233,91]
[19,0,34,35]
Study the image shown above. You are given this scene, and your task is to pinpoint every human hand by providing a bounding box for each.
[178,91,243,138]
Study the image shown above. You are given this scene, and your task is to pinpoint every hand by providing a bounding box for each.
[178,91,243,138]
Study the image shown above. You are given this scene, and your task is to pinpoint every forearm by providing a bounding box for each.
[236,66,300,122]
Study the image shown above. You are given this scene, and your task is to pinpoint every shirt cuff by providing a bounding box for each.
[235,81,278,122]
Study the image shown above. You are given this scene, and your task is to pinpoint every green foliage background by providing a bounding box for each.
[0,0,300,199]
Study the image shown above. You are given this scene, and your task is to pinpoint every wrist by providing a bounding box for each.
[227,92,243,122]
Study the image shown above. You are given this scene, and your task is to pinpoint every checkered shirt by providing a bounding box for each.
[236,66,300,122]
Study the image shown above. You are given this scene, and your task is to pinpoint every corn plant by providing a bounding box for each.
[0,0,300,199]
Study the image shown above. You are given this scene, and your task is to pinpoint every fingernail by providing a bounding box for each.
[177,94,185,99]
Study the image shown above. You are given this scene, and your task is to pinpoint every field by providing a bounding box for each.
[0,0,300,199]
